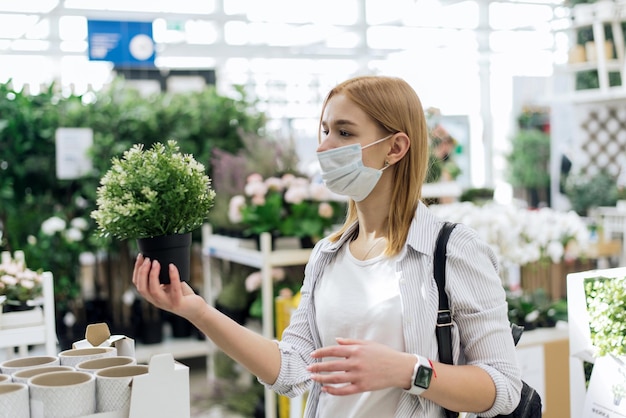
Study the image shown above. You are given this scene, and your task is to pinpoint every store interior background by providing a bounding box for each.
[0,0,569,196]
[1,1,626,418]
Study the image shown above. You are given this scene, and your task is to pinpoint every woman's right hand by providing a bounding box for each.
[132,254,208,322]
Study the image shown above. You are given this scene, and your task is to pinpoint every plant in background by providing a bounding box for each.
[506,128,551,208]
[91,140,216,240]
[0,250,43,304]
[228,173,346,241]
[506,288,567,329]
[208,129,302,233]
[430,201,590,267]
[564,170,619,216]
[22,214,93,310]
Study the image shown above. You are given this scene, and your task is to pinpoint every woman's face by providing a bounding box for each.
[317,94,389,169]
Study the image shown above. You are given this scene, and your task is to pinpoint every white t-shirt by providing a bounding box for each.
[314,244,405,418]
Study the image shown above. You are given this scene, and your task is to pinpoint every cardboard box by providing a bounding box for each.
[73,323,135,358]
[82,353,190,418]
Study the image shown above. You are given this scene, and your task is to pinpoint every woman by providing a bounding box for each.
[133,75,522,417]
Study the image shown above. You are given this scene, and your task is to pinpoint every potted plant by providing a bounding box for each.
[506,128,551,208]
[91,140,216,284]
[0,250,44,311]
[564,170,618,216]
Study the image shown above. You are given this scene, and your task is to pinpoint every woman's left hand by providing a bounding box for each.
[307,337,414,395]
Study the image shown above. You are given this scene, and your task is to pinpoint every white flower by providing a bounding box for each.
[64,228,84,242]
[228,195,246,223]
[70,217,89,231]
[41,216,66,236]
[429,201,591,267]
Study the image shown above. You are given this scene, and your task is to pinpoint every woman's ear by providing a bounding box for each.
[386,133,410,165]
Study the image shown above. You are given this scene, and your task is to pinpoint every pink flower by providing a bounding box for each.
[318,202,334,219]
[247,173,263,183]
[309,182,332,201]
[284,184,308,204]
[228,195,246,223]
[244,268,287,292]
[281,173,296,187]
[265,177,285,192]
[245,271,263,292]
[245,179,268,197]
[251,194,266,206]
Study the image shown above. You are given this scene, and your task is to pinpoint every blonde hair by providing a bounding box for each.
[323,76,429,256]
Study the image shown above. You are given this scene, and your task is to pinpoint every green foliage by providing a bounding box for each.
[279,200,346,240]
[506,129,551,189]
[506,288,567,328]
[584,276,626,357]
[564,170,618,216]
[460,188,494,204]
[0,77,266,322]
[22,215,92,310]
[0,82,90,252]
[215,263,257,310]
[92,140,216,240]
[239,191,285,236]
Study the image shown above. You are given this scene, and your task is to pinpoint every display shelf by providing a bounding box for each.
[201,225,312,418]
[555,6,626,100]
[0,272,57,358]
[202,227,311,340]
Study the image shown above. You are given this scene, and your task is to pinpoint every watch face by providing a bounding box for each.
[414,365,433,389]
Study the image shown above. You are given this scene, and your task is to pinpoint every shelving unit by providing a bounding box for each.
[0,272,57,358]
[201,225,312,418]
[549,2,626,211]
[553,2,626,101]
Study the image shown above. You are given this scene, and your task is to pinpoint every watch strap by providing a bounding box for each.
[405,354,432,395]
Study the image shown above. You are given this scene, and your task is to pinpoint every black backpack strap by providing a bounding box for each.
[434,221,458,418]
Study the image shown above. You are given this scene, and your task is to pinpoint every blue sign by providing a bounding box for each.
[87,20,155,67]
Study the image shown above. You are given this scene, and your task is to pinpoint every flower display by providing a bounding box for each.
[0,250,44,304]
[228,173,346,241]
[429,201,591,266]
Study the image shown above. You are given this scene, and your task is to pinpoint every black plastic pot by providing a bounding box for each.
[137,232,192,284]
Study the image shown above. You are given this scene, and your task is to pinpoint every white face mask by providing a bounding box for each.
[316,135,392,202]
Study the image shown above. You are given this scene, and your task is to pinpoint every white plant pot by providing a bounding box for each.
[595,0,616,20]
[574,3,595,25]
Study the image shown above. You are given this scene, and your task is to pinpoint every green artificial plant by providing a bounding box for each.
[91,140,216,240]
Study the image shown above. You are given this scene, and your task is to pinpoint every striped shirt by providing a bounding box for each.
[261,201,522,417]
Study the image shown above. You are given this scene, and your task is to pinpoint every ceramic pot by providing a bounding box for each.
[0,383,29,418]
[95,365,149,413]
[29,371,96,417]
[58,347,117,367]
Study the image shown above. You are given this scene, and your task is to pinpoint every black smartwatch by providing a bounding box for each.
[406,354,433,395]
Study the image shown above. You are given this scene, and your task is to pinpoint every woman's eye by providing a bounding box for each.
[339,130,350,137]
[321,130,329,136]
